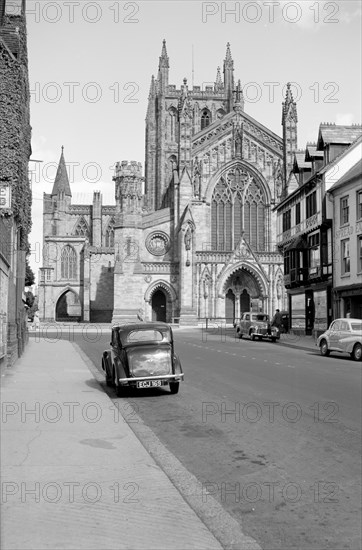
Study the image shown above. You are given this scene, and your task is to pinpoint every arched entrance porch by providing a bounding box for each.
[222,266,267,319]
[56,289,81,322]
[144,281,177,323]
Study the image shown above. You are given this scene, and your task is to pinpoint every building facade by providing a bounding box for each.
[276,126,362,335]
[40,42,295,325]
[327,146,362,319]
[0,0,32,367]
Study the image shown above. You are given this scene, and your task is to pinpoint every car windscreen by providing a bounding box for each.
[351,322,362,332]
[127,346,172,377]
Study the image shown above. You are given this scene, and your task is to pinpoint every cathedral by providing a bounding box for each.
[39,41,296,325]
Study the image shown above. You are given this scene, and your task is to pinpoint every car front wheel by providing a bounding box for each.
[320,340,330,357]
[169,382,179,394]
[351,343,362,361]
[250,331,255,341]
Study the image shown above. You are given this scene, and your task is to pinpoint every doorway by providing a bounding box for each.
[151,289,167,322]
[240,289,251,314]
[225,289,235,323]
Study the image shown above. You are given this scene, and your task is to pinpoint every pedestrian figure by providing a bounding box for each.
[271,309,283,330]
[33,311,40,330]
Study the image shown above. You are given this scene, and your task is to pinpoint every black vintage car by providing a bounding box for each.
[102,322,184,396]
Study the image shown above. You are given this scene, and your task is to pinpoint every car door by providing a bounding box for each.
[329,320,341,350]
[338,320,351,353]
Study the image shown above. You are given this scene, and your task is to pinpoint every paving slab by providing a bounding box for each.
[1,339,224,550]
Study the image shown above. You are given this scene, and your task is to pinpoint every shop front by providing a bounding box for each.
[333,285,362,320]
[288,284,332,336]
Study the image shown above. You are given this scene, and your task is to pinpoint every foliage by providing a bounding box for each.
[25,259,35,287]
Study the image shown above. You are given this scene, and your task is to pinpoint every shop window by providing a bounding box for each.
[340,196,349,225]
[341,238,350,275]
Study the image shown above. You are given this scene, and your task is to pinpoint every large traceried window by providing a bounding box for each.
[211,167,267,251]
[61,245,77,280]
[74,217,89,238]
[105,218,115,247]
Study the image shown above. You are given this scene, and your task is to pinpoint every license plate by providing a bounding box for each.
[137,380,162,388]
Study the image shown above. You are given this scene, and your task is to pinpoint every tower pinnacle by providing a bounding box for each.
[159,38,169,69]
[51,147,72,197]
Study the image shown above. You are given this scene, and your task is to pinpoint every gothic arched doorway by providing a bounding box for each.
[56,290,81,321]
[240,289,250,314]
[225,289,235,323]
[222,267,265,318]
[151,289,167,322]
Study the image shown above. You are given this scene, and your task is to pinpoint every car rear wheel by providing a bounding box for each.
[351,343,362,361]
[236,330,243,339]
[271,337,277,342]
[320,340,330,357]
[169,382,179,394]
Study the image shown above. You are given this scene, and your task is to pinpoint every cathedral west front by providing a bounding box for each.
[39,41,296,325]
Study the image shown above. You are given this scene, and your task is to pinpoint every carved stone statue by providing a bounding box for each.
[192,157,202,199]
[184,226,192,251]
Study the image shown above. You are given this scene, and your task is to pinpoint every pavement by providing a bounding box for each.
[0,337,261,550]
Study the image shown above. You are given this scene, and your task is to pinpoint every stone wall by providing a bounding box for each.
[0,10,32,367]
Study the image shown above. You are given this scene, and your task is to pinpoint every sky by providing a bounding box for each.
[22,0,362,282]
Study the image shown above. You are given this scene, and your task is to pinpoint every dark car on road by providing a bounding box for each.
[102,322,184,396]
[235,312,280,342]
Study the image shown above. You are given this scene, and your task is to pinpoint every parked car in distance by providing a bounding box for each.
[102,322,184,396]
[317,318,362,361]
[235,312,280,342]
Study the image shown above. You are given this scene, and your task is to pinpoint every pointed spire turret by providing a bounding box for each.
[158,38,169,69]
[157,39,169,93]
[282,82,298,121]
[282,82,298,191]
[224,42,233,67]
[223,42,234,112]
[51,147,71,197]
[148,74,156,99]
[214,66,223,91]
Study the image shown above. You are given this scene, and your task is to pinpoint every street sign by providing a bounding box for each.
[0,185,11,208]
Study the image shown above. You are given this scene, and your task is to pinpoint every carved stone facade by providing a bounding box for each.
[40,42,295,325]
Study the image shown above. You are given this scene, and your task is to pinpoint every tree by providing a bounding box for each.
[25,259,35,287]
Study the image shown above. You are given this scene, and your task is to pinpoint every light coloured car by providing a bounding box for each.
[235,312,280,342]
[317,318,362,361]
